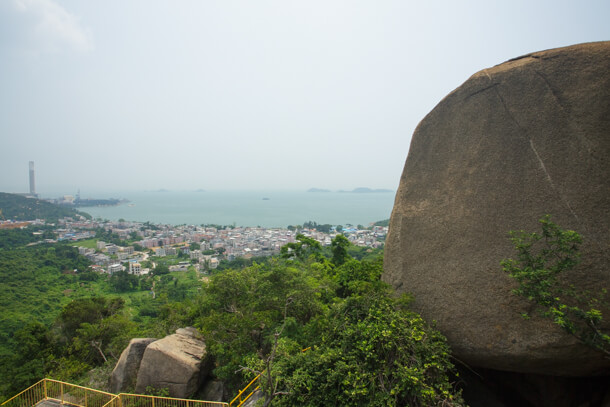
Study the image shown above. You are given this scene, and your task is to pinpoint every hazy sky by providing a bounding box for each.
[1,1,608,196]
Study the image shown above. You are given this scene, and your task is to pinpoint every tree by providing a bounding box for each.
[194,260,331,392]
[334,256,384,298]
[58,297,125,341]
[330,234,351,266]
[8,322,52,392]
[152,264,170,275]
[71,314,135,364]
[280,234,322,261]
[109,270,139,292]
[266,288,464,406]
[315,224,332,233]
[501,215,609,356]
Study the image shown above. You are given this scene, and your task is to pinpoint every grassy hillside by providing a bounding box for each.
[0,192,90,222]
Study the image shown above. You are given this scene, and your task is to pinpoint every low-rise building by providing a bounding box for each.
[190,250,202,260]
[108,263,123,274]
[129,262,141,274]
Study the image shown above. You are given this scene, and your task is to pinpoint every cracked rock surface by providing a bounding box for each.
[110,338,157,393]
[135,327,211,397]
[383,41,610,376]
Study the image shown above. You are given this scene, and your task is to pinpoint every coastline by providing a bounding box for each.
[79,190,395,228]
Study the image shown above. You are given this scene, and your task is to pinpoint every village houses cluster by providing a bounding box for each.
[19,216,387,275]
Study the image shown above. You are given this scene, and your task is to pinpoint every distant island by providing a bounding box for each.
[307,188,331,193]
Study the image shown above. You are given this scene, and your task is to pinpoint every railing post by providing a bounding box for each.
[44,379,48,400]
[61,382,65,405]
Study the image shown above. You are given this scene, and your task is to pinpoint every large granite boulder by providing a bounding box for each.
[110,338,157,393]
[135,327,212,398]
[383,42,610,376]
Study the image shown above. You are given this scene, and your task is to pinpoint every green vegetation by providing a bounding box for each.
[372,219,390,227]
[0,192,90,222]
[0,240,204,400]
[0,220,462,405]
[216,255,272,271]
[502,215,609,356]
[330,233,350,266]
[94,228,128,247]
[280,233,322,261]
[188,236,463,405]
[302,221,333,233]
[0,226,56,250]
[267,292,460,406]
[0,245,96,396]
[0,245,92,345]
[71,239,99,249]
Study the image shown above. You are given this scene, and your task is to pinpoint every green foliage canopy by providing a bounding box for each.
[0,192,90,222]
[268,290,463,407]
[189,253,463,405]
[280,234,322,261]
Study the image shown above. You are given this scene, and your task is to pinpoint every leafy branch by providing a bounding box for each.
[501,215,609,357]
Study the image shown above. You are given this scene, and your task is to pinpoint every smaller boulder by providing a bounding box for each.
[110,338,157,393]
[198,380,225,402]
[135,327,211,398]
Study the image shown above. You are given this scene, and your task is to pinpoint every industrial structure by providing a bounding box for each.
[28,161,37,198]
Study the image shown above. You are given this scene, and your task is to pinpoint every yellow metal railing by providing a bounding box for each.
[1,379,227,407]
[118,393,226,407]
[228,346,310,407]
[1,379,47,407]
[228,375,260,407]
[1,379,116,407]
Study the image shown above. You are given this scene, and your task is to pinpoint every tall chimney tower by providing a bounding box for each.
[29,161,36,196]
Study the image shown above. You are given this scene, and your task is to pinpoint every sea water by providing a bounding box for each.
[78,190,396,228]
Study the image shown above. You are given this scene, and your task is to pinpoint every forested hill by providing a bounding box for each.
[0,192,90,222]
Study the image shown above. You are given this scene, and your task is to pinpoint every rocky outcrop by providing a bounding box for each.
[197,380,225,403]
[135,327,212,398]
[383,42,610,376]
[110,338,157,393]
